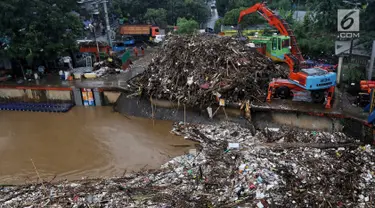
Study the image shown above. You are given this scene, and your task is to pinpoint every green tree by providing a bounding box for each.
[0,0,82,64]
[270,0,292,10]
[118,0,151,23]
[216,0,258,17]
[176,17,199,34]
[145,8,168,27]
[183,0,210,26]
[278,8,294,24]
[224,7,266,26]
[214,18,224,33]
[359,2,375,51]
[111,0,209,26]
[111,0,124,18]
[292,10,336,58]
[361,1,375,31]
[306,0,347,33]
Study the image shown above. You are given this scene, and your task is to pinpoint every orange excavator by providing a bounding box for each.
[238,2,336,108]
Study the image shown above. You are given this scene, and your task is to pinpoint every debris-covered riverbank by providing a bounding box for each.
[1,122,374,207]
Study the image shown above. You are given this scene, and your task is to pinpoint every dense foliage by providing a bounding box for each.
[176,18,199,34]
[0,0,82,63]
[111,0,210,26]
[215,0,306,17]
[144,8,168,27]
[214,6,266,33]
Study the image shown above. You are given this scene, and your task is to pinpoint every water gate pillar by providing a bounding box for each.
[72,87,83,106]
[94,88,103,106]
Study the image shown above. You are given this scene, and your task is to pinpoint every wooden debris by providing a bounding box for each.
[130,34,288,108]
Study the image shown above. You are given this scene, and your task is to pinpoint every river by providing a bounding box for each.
[0,107,194,184]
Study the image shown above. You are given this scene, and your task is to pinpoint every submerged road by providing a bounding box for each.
[0,107,195,184]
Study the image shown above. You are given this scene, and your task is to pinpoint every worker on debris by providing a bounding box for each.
[133,47,138,57]
[140,46,145,56]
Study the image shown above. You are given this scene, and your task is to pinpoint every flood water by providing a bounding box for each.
[0,107,194,184]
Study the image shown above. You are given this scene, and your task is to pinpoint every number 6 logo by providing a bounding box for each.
[341,11,355,30]
[338,9,360,32]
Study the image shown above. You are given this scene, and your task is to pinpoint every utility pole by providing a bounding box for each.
[369,41,375,80]
[89,23,100,61]
[102,0,112,48]
[78,0,112,47]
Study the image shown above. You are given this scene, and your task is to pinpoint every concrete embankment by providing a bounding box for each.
[0,86,123,106]
[114,93,246,124]
[115,93,374,142]
[0,87,72,103]
[0,84,371,142]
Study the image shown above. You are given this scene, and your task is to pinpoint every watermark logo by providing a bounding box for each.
[338,9,360,39]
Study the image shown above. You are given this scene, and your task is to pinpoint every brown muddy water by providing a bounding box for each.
[0,107,195,184]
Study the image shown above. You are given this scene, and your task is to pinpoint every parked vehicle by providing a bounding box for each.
[77,40,111,61]
[119,25,159,42]
[205,27,214,33]
[154,35,165,43]
[112,41,126,53]
[121,35,135,46]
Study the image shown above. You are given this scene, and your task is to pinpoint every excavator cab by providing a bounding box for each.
[247,34,291,62]
[270,35,291,62]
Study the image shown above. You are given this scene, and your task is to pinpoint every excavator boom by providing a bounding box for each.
[284,53,299,73]
[238,3,304,62]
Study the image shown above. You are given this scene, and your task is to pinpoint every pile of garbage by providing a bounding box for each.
[131,34,287,108]
[69,56,124,79]
[2,122,374,207]
[92,56,123,78]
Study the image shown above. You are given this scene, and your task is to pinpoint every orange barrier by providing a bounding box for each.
[360,80,375,92]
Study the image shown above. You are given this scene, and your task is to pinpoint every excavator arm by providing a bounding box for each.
[238,3,304,62]
[238,3,288,35]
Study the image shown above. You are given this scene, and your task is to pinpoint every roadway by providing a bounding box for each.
[206,1,219,29]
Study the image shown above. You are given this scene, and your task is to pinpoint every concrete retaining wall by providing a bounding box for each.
[0,89,25,100]
[115,93,338,130]
[46,91,72,101]
[252,112,343,132]
[114,93,246,124]
[0,88,72,103]
[115,93,370,141]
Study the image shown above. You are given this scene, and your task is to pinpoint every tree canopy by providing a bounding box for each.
[176,18,199,34]
[216,0,301,17]
[144,8,168,27]
[111,0,210,26]
[223,7,265,26]
[0,0,82,63]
